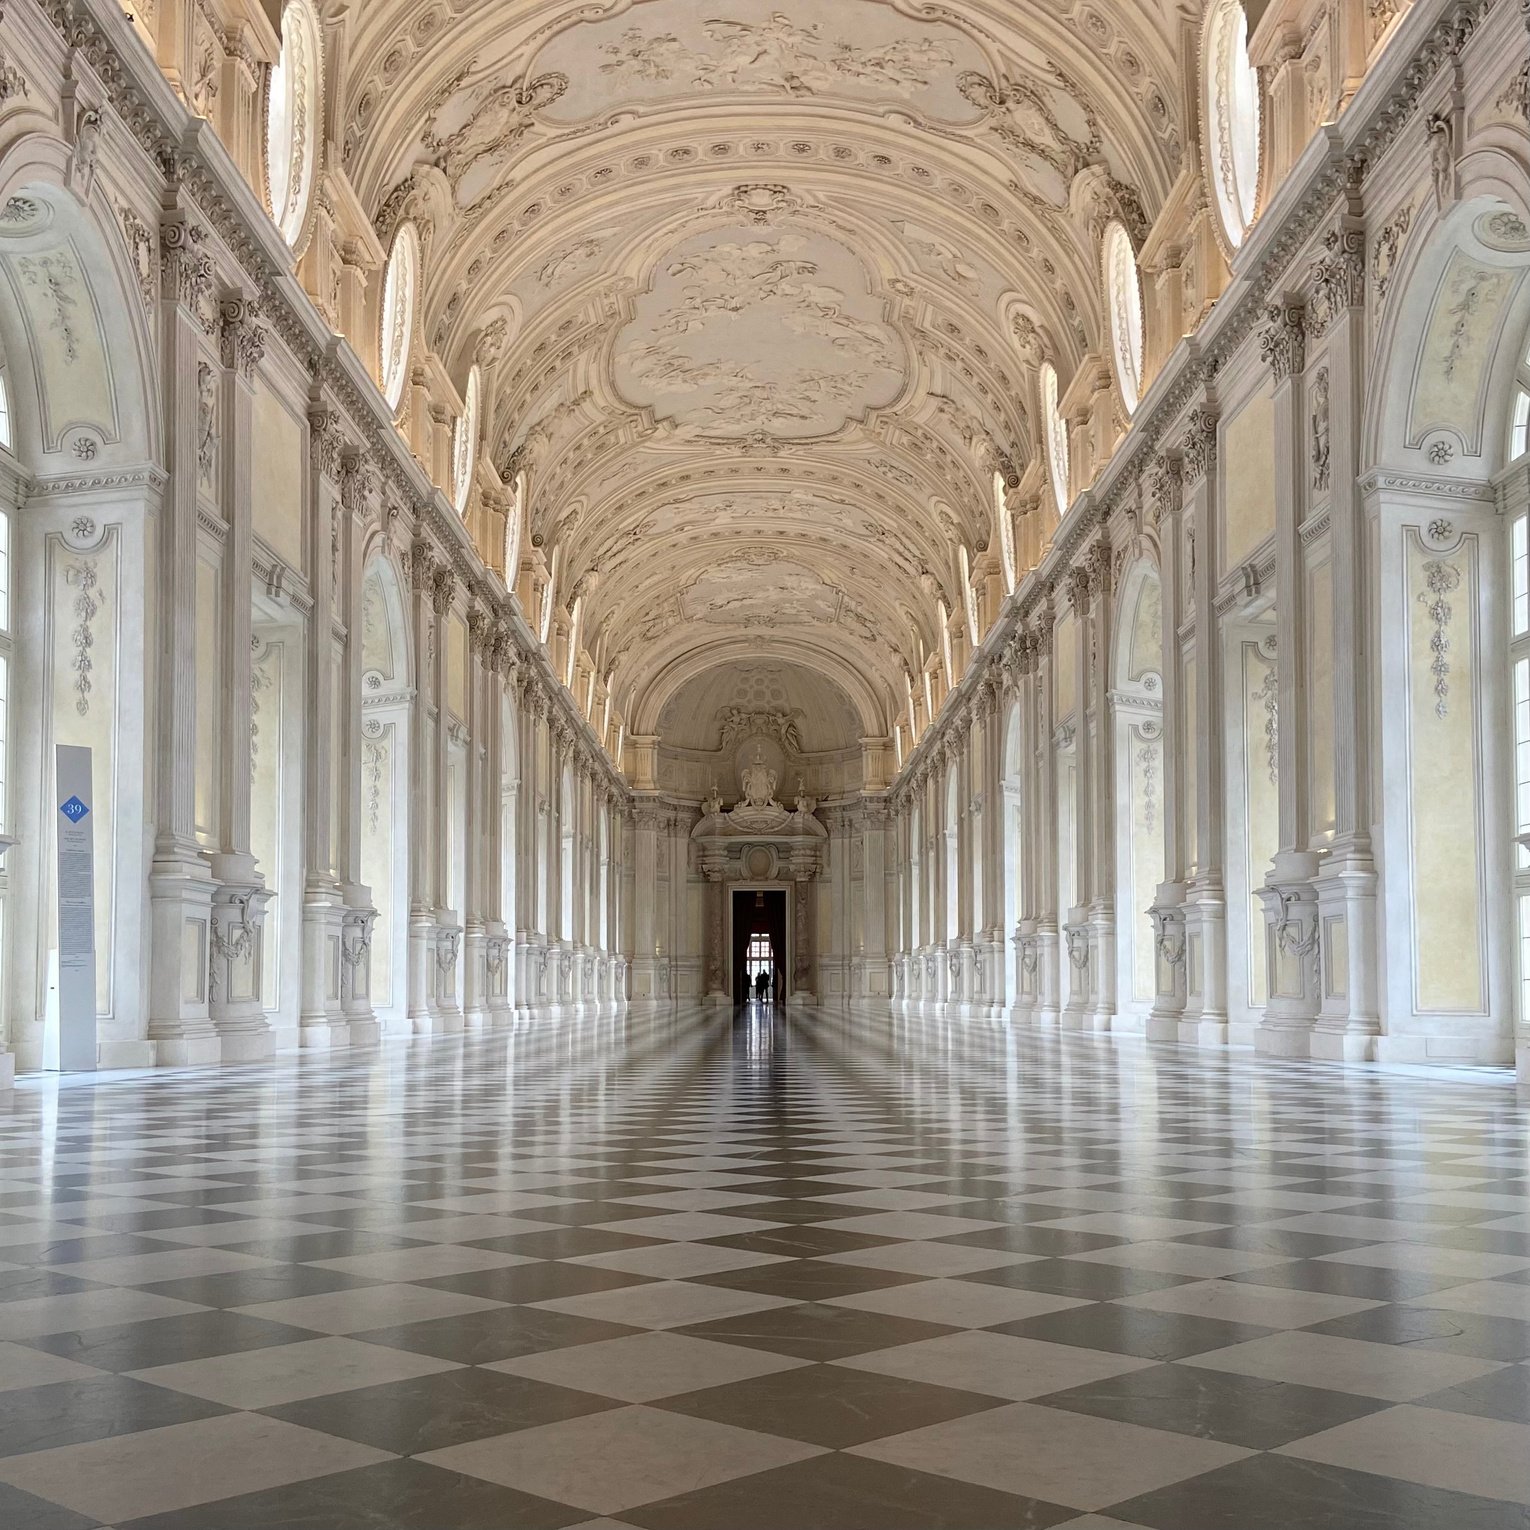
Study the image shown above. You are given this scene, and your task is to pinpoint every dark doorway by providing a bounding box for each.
[732,888,786,1005]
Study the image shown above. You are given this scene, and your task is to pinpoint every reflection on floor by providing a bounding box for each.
[0,1004,1528,1528]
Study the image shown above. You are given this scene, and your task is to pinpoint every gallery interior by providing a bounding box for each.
[0,0,1529,1525]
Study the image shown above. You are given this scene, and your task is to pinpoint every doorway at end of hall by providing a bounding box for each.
[733,887,786,1005]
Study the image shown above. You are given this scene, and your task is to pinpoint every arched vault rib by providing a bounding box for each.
[333,0,1188,767]
[630,632,894,741]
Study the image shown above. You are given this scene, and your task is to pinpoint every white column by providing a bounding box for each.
[1255,301,1325,1056]
[146,210,220,1065]
[336,455,380,1045]
[296,406,350,1048]
[1310,227,1382,1059]
[1147,457,1190,1039]
[1179,406,1230,1044]
[462,608,490,1027]
[206,295,274,1059]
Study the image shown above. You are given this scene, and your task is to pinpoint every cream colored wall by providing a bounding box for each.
[1306,557,1336,841]
[252,385,306,570]
[1406,531,1485,1013]
[1221,390,1277,574]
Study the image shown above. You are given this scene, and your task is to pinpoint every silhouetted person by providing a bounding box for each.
[755,970,769,1003]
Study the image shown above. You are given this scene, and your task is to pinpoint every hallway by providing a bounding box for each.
[0,1013,1527,1528]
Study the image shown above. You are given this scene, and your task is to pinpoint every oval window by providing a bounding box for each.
[266,0,322,247]
[1103,221,1144,416]
[1203,0,1262,250]
[452,365,480,514]
[1040,362,1071,518]
[380,221,420,412]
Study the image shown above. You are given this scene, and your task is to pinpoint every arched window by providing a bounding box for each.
[565,594,582,689]
[1040,362,1070,518]
[1103,221,1144,415]
[379,221,420,412]
[1505,329,1530,1021]
[452,365,480,515]
[958,545,980,646]
[936,597,953,689]
[504,470,525,584]
[994,470,1016,593]
[540,546,558,646]
[1203,0,1262,250]
[265,0,322,248]
[1511,337,1530,462]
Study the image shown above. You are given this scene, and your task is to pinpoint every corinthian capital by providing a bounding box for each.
[1179,407,1219,486]
[1258,298,1306,382]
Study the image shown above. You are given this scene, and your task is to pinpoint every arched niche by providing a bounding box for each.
[357,553,414,1028]
[0,167,157,468]
[1362,187,1530,1063]
[0,160,157,1068]
[1111,552,1165,1021]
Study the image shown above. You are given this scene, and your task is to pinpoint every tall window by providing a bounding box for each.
[1040,362,1070,518]
[540,546,559,646]
[746,934,773,989]
[266,0,321,247]
[1103,221,1144,415]
[0,366,11,453]
[1511,338,1530,462]
[1203,0,1262,250]
[1508,337,1530,1040]
[994,470,1016,592]
[936,597,953,689]
[958,545,980,646]
[380,221,420,412]
[0,503,8,1013]
[505,471,525,584]
[452,365,480,515]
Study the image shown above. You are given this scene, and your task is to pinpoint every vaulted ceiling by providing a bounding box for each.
[337,0,1193,740]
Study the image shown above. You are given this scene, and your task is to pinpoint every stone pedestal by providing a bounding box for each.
[339,897,381,1046]
[147,848,222,1066]
[1254,850,1324,1058]
[1179,878,1227,1046]
[1312,836,1381,1062]
[1146,883,1187,1041]
[207,868,275,1061]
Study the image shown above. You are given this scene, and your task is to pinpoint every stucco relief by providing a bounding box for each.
[679,553,842,627]
[1408,251,1523,454]
[536,1,985,123]
[2,240,117,453]
[613,226,904,436]
[414,65,567,214]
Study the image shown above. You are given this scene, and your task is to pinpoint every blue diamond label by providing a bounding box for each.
[59,795,90,823]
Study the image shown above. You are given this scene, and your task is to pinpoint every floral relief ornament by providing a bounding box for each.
[1419,558,1462,719]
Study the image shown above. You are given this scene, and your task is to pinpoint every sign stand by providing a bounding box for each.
[55,744,97,1071]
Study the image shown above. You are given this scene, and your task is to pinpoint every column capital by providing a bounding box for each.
[1179,406,1219,487]
[1307,225,1365,337]
[159,212,214,316]
[308,406,347,484]
[1258,296,1307,382]
[1147,453,1183,526]
[218,295,265,380]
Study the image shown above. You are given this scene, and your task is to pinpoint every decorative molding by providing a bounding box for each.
[1307,226,1366,337]
[1258,299,1307,381]
[1179,407,1218,486]
[1418,557,1463,719]
[63,558,100,717]
[219,297,266,379]
[1311,367,1331,494]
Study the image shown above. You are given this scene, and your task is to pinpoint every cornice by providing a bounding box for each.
[889,0,1502,800]
[35,0,630,803]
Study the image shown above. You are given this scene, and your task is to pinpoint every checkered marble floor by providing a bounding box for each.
[0,1006,1528,1528]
